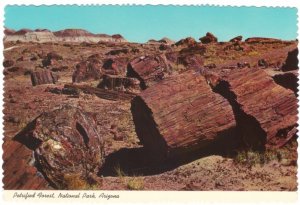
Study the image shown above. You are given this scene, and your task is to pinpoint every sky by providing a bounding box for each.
[4,5,298,43]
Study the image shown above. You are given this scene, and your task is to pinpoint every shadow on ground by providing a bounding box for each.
[98,135,244,177]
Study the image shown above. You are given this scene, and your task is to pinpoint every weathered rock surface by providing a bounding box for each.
[31,70,58,86]
[229,36,243,43]
[13,105,105,189]
[131,71,236,162]
[127,54,170,89]
[175,37,197,47]
[211,68,298,148]
[199,32,218,44]
[3,59,14,68]
[72,58,102,83]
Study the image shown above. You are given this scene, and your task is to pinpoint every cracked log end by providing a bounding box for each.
[12,105,105,189]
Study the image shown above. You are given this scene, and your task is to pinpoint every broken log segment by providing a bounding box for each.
[31,70,58,86]
[64,83,136,101]
[97,74,140,92]
[211,68,298,148]
[131,71,237,162]
[127,54,170,89]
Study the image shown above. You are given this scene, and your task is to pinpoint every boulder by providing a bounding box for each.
[258,59,268,68]
[31,70,58,86]
[3,59,14,68]
[199,32,218,44]
[177,54,203,69]
[229,36,243,43]
[13,105,105,189]
[175,37,197,47]
[72,58,102,83]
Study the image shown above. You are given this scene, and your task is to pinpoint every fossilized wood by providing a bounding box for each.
[65,83,136,101]
[98,74,140,92]
[213,68,298,148]
[13,105,105,189]
[131,71,236,161]
[3,140,50,190]
[127,54,170,89]
[31,70,58,86]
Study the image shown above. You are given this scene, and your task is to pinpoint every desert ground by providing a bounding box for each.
[2,29,298,190]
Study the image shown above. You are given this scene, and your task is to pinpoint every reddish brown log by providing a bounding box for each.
[127,54,170,89]
[31,70,58,86]
[3,140,51,190]
[212,68,298,148]
[12,105,105,189]
[64,83,136,101]
[131,71,236,161]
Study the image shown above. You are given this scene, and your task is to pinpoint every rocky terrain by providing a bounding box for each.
[2,30,298,190]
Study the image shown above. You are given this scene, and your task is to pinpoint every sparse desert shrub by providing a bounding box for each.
[248,51,259,56]
[127,177,144,190]
[234,147,294,167]
[63,173,99,190]
[63,174,89,190]
[114,165,144,190]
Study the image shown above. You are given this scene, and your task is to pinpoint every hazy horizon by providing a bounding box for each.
[5,5,298,43]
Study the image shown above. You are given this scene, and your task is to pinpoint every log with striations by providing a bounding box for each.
[131,70,237,162]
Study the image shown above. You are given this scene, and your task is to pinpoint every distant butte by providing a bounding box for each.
[4,27,127,43]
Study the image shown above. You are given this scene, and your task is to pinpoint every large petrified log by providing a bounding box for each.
[3,140,51,189]
[131,71,237,161]
[12,105,105,189]
[209,68,298,148]
[31,70,58,86]
[127,54,171,89]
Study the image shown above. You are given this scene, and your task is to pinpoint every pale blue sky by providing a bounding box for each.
[5,5,298,43]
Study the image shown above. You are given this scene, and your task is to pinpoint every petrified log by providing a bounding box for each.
[211,68,298,148]
[3,140,50,189]
[98,74,140,92]
[131,71,236,161]
[64,83,136,101]
[72,58,102,83]
[13,105,105,189]
[30,70,58,86]
[127,54,170,89]
[102,57,128,75]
